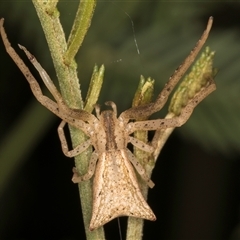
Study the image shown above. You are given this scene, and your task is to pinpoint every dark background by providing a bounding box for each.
[1,1,240,239]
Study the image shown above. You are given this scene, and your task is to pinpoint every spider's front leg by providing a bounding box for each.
[129,78,216,132]
[0,19,58,115]
[0,18,96,126]
[120,17,213,122]
[17,44,96,123]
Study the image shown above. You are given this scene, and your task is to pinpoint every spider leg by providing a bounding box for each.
[129,78,216,132]
[0,19,96,124]
[71,151,98,183]
[58,120,92,157]
[18,44,63,103]
[0,19,56,113]
[18,45,97,123]
[129,136,154,153]
[126,149,154,188]
[120,17,213,121]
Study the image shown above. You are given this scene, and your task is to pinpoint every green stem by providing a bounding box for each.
[126,76,155,240]
[32,1,105,239]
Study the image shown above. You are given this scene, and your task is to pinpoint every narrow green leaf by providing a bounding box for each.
[84,64,105,113]
[64,0,96,66]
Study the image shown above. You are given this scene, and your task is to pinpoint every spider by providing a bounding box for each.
[0,17,216,230]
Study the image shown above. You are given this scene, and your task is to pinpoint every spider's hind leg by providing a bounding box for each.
[72,151,98,183]
[126,149,155,188]
[129,136,154,153]
[57,120,93,157]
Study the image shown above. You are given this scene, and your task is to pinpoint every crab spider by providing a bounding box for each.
[0,17,216,230]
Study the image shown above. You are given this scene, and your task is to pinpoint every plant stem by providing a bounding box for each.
[126,76,155,240]
[32,1,105,239]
